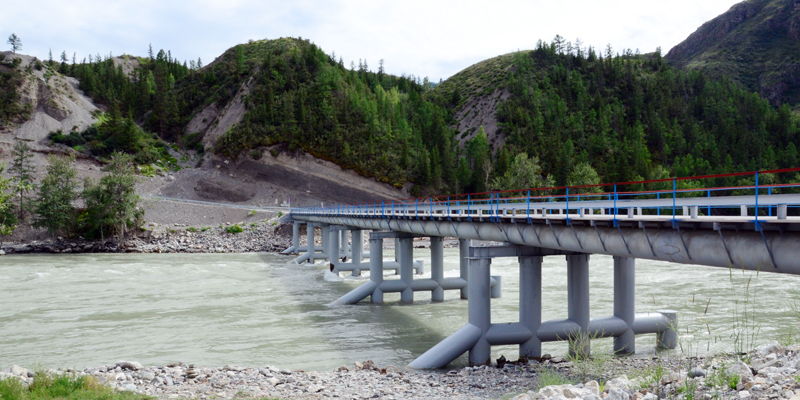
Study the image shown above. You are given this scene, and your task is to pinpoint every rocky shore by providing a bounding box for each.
[0,219,292,255]
[3,342,800,400]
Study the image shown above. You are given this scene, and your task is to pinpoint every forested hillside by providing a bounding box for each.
[666,0,800,107]
[32,35,800,197]
[433,39,800,194]
[181,38,457,193]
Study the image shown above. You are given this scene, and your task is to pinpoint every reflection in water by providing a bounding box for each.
[0,251,798,370]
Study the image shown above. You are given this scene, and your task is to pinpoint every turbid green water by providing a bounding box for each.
[0,250,798,371]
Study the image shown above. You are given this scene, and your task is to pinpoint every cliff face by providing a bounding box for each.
[666,0,800,107]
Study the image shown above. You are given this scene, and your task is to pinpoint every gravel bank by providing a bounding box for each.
[3,342,799,400]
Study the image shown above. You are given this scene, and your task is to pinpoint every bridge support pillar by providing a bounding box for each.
[459,239,470,299]
[468,257,492,365]
[400,237,415,304]
[280,221,302,255]
[351,230,364,274]
[519,255,543,359]
[320,225,330,261]
[431,237,444,302]
[614,256,636,354]
[370,236,384,304]
[567,254,591,357]
[328,227,340,265]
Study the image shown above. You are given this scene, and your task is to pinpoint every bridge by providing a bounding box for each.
[286,168,800,369]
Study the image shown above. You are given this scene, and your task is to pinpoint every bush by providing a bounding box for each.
[225,224,243,234]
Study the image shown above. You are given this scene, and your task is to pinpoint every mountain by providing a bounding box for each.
[430,40,800,192]
[666,0,800,107]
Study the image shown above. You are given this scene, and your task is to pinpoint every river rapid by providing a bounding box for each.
[1,250,798,371]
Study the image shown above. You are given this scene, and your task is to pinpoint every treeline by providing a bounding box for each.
[485,39,799,190]
[182,38,457,192]
[0,143,141,240]
[69,47,190,139]
[0,54,30,127]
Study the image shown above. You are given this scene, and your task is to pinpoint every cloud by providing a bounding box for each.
[1,0,740,80]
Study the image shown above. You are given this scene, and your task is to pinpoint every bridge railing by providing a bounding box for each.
[293,167,800,223]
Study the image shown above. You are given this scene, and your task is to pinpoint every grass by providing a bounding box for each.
[0,373,152,400]
[534,367,575,390]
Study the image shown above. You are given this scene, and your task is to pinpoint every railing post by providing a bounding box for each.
[467,195,471,222]
[526,190,530,222]
[769,187,772,217]
[656,192,660,216]
[672,178,677,225]
[707,190,711,216]
[566,186,570,224]
[755,171,760,227]
[430,197,433,218]
[415,199,418,219]
[447,196,451,220]
[613,183,618,225]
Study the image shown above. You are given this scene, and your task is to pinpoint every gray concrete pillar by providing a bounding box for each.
[394,238,401,275]
[468,257,492,365]
[320,225,330,261]
[778,204,788,220]
[431,237,444,302]
[328,228,340,268]
[740,205,748,216]
[292,222,300,250]
[567,254,590,358]
[459,239,471,299]
[369,237,384,304]
[613,256,636,354]
[657,310,678,349]
[306,223,316,263]
[519,256,543,359]
[400,237,414,304]
[352,230,363,275]
[340,229,348,259]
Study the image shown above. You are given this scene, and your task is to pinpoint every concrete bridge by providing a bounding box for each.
[286,170,800,368]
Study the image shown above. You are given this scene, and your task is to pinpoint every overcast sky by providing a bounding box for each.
[3,0,741,82]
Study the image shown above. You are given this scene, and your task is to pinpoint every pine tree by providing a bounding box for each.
[9,141,35,219]
[33,155,79,237]
[7,33,21,54]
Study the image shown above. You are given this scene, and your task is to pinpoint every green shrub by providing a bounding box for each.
[225,224,243,234]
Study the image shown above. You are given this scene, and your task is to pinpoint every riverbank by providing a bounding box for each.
[0,219,467,255]
[2,342,799,400]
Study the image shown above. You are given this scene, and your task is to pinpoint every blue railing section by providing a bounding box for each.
[294,168,800,222]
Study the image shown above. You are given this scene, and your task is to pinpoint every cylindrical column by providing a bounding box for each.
[613,256,635,354]
[431,237,444,302]
[352,230,363,265]
[320,225,330,261]
[394,238,401,275]
[340,229,348,259]
[306,223,316,263]
[328,228,340,269]
[400,237,414,304]
[459,238,471,299]
[468,257,491,365]
[519,256,543,359]
[567,254,590,358]
[657,310,678,349]
[369,237,384,304]
[292,222,300,250]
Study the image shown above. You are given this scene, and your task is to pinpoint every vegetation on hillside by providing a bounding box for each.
[0,54,31,127]
[432,37,800,194]
[665,0,800,107]
[180,38,457,192]
[17,35,800,198]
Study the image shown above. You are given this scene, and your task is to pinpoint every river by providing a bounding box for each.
[0,249,798,371]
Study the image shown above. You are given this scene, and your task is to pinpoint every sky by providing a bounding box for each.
[3,0,742,82]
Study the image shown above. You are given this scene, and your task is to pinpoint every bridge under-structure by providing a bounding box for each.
[286,169,800,369]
